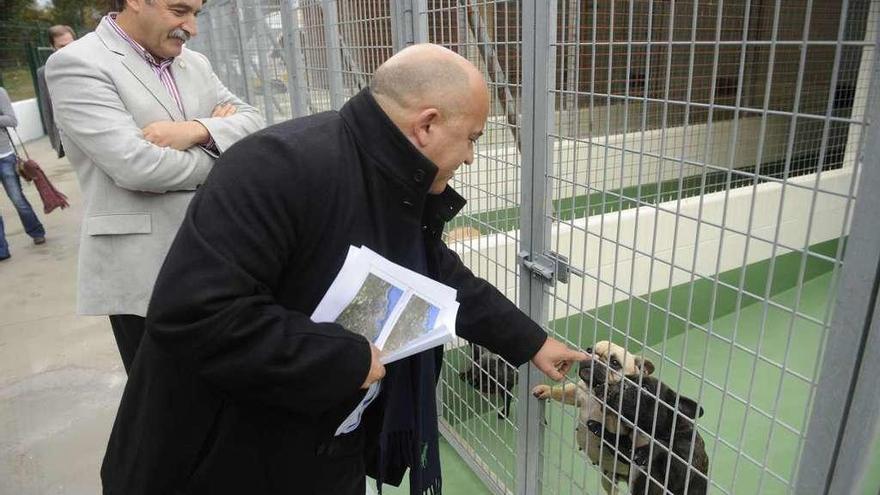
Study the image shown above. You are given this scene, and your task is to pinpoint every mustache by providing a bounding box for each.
[169,28,191,42]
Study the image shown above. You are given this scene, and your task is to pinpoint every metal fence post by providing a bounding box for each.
[280,0,310,118]
[412,0,427,45]
[200,11,220,78]
[241,2,275,124]
[796,8,880,492]
[232,0,251,103]
[390,0,411,53]
[209,4,237,93]
[516,2,556,494]
[392,0,427,50]
[222,3,238,94]
[834,285,880,494]
[320,0,344,110]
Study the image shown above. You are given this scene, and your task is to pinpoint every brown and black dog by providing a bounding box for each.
[533,341,655,495]
[460,344,517,418]
[586,367,710,495]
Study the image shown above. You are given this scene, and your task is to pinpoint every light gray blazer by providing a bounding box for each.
[46,19,265,316]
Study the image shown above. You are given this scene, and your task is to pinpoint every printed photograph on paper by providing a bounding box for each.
[335,273,403,344]
[382,295,440,354]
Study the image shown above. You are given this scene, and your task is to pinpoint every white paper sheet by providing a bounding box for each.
[310,246,460,436]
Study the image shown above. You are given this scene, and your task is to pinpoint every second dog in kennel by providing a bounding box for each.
[459,344,518,418]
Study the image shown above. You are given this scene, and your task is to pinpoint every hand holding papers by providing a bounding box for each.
[311,246,459,364]
[311,246,459,436]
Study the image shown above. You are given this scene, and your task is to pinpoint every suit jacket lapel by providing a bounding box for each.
[96,20,185,121]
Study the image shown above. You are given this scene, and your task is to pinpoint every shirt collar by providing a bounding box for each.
[339,88,466,224]
[105,13,174,68]
[339,88,438,198]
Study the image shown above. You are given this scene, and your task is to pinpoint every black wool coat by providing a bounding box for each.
[100,89,547,495]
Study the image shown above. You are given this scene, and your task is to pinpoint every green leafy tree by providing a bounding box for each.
[49,0,108,30]
[1,0,40,22]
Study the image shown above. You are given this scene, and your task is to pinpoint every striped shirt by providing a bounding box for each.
[106,13,185,116]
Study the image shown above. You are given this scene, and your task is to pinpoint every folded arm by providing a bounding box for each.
[46,50,216,193]
[191,52,265,153]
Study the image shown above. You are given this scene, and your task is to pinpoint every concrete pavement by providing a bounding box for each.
[0,136,123,494]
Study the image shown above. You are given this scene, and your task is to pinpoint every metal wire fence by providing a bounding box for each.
[0,21,53,101]
[190,1,880,494]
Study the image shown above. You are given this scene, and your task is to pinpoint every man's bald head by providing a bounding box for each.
[371,44,486,122]
[371,44,490,194]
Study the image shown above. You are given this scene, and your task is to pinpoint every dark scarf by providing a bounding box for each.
[374,348,442,495]
[341,89,466,495]
[373,236,442,495]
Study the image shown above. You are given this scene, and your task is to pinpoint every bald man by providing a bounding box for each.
[100,44,586,495]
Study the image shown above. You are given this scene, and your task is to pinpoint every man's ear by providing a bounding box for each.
[635,356,655,376]
[412,107,441,148]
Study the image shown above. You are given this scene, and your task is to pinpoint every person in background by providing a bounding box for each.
[45,0,264,373]
[37,24,77,159]
[0,85,47,261]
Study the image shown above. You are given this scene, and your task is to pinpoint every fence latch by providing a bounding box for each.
[518,251,574,285]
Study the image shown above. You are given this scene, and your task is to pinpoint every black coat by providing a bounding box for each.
[101,89,546,495]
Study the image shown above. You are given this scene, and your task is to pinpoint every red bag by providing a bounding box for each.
[8,129,69,214]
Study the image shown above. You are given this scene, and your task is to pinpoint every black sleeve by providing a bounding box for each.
[145,131,371,415]
[428,240,546,366]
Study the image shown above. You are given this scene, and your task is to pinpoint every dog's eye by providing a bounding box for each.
[610,357,621,369]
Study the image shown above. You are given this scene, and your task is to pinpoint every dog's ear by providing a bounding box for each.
[658,386,703,420]
[635,356,655,375]
[676,394,703,420]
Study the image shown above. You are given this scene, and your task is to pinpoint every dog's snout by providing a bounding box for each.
[577,359,594,383]
[585,347,593,354]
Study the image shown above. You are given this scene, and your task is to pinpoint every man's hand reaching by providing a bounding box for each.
[531,337,588,381]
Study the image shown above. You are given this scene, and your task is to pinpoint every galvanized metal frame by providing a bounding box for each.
[390,0,426,51]
[319,0,344,110]
[281,0,311,118]
[840,289,880,495]
[242,1,276,124]
[517,2,556,494]
[232,0,251,103]
[796,6,880,492]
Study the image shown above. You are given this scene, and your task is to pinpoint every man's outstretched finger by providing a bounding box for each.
[531,337,589,381]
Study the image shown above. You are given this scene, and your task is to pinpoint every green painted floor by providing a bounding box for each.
[422,237,879,494]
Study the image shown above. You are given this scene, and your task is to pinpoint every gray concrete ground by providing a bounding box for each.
[0,136,123,495]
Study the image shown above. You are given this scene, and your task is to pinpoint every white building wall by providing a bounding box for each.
[9,98,45,143]
[452,167,854,321]
[459,115,793,216]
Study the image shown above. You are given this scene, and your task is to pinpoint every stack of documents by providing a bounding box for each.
[311,246,460,436]
[312,245,459,364]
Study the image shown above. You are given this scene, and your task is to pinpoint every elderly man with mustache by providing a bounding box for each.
[45,0,265,373]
